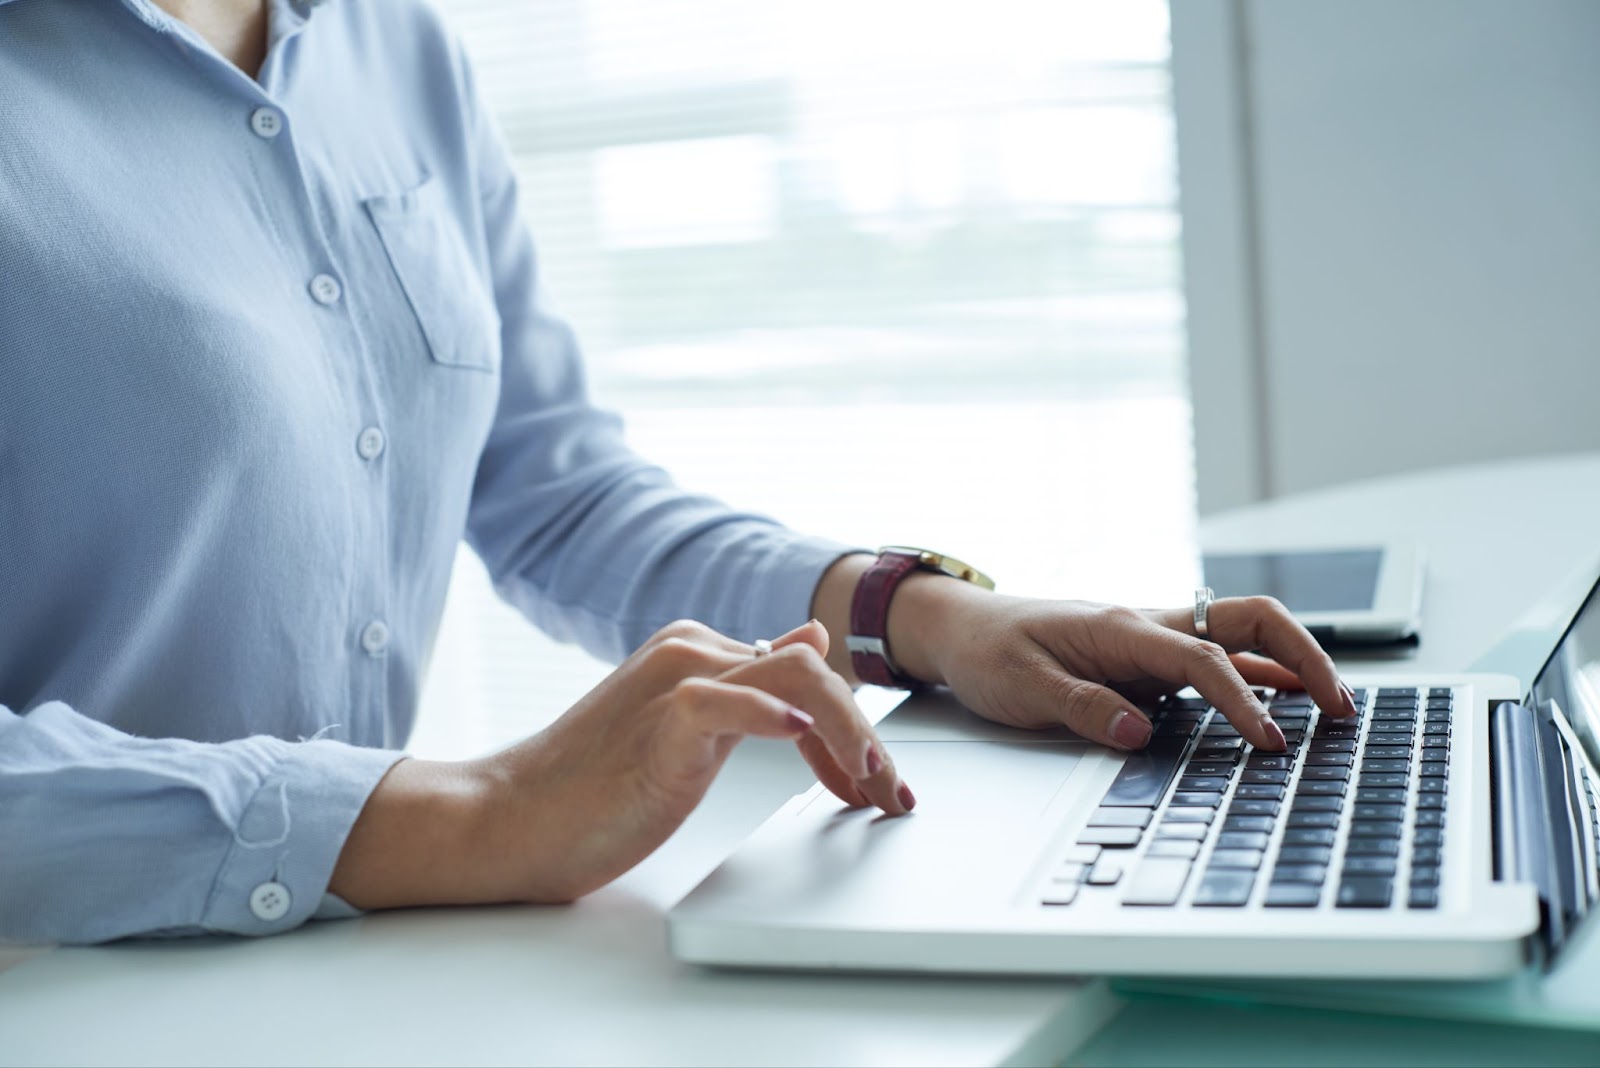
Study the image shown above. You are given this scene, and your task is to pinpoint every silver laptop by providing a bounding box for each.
[668,578,1600,980]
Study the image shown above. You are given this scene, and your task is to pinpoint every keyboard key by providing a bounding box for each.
[1355,787,1408,804]
[1089,807,1153,829]
[1246,754,1293,771]
[1344,838,1400,857]
[1377,687,1419,698]
[1054,862,1091,882]
[1155,822,1209,841]
[1305,752,1355,767]
[1342,856,1398,876]
[1295,780,1347,798]
[1207,848,1264,870]
[1223,815,1277,834]
[1063,845,1102,865]
[1278,845,1333,865]
[1363,746,1412,760]
[1229,799,1282,817]
[1193,869,1256,906]
[1148,838,1201,859]
[1348,819,1404,839]
[1414,810,1446,827]
[1078,826,1142,847]
[1271,864,1328,884]
[1416,793,1447,810]
[1423,723,1451,736]
[1337,877,1394,908]
[1088,856,1124,886]
[1309,739,1357,753]
[1421,748,1450,763]
[1425,697,1453,711]
[1162,806,1216,824]
[1368,721,1416,733]
[1282,827,1337,847]
[1424,710,1451,723]
[1409,867,1441,887]
[1285,810,1340,829]
[1194,738,1247,754]
[1123,858,1195,906]
[1408,885,1440,909]
[1041,882,1080,906]
[1216,830,1270,851]
[1412,827,1444,846]
[1187,761,1240,777]
[1100,741,1190,807]
[1411,847,1443,867]
[1427,688,1452,699]
[1357,772,1409,788]
[1170,791,1225,808]
[1361,758,1411,773]
[1265,883,1321,907]
[1241,769,1290,785]
[1178,776,1230,793]
[1301,766,1351,782]
[1235,784,1286,801]
[1291,795,1342,812]
[1417,777,1447,794]
[1371,709,1418,722]
[1352,803,1406,822]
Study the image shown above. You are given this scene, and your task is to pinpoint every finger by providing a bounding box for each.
[767,618,829,659]
[1118,622,1286,751]
[795,730,871,808]
[665,677,815,744]
[1000,645,1156,748]
[1159,597,1355,720]
[1229,651,1303,690]
[720,645,913,815]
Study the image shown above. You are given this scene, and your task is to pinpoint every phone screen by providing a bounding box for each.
[1201,549,1383,613]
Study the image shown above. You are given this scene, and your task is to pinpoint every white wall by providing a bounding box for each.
[1174,0,1600,512]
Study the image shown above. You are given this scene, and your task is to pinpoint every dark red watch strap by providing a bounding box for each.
[848,551,923,687]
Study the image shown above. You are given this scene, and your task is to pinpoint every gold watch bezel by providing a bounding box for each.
[878,545,996,591]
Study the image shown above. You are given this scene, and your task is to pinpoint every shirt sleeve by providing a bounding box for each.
[455,49,858,664]
[0,702,403,946]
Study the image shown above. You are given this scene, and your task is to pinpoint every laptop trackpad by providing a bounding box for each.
[681,740,1095,924]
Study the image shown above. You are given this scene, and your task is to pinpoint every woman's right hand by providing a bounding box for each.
[330,618,914,910]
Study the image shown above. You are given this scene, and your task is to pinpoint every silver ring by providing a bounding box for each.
[753,638,773,658]
[1193,587,1215,639]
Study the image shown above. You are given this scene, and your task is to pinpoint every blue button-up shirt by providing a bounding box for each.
[0,0,846,944]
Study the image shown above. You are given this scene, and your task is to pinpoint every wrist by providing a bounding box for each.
[885,569,994,687]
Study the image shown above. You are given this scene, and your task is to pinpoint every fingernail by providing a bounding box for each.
[1264,719,1287,752]
[785,706,815,732]
[1110,710,1152,750]
[1342,687,1358,718]
[865,744,883,777]
[897,782,917,811]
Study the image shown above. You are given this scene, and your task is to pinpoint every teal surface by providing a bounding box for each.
[1070,995,1600,1068]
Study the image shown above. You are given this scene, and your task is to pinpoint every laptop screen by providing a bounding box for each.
[1527,574,1600,752]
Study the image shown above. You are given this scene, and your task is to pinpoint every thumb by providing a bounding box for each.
[1055,676,1154,751]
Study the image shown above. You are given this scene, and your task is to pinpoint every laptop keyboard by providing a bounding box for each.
[1041,687,1453,911]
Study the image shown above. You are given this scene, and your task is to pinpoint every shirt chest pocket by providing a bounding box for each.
[364,177,500,372]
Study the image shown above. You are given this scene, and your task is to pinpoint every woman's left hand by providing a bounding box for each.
[889,583,1357,753]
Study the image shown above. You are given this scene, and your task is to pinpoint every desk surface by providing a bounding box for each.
[4,452,1599,1067]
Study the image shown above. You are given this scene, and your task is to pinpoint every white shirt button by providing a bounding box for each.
[309,273,342,305]
[361,620,390,656]
[356,426,386,461]
[249,107,283,139]
[249,881,292,922]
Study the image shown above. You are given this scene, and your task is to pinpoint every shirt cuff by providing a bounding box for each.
[199,740,404,936]
[739,535,866,644]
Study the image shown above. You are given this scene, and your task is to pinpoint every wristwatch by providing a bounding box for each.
[846,545,995,688]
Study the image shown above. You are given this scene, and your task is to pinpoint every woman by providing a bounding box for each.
[0,0,1351,944]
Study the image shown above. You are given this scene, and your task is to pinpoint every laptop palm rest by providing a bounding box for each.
[675,734,1103,928]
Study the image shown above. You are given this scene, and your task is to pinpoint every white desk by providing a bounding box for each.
[3,453,1599,1067]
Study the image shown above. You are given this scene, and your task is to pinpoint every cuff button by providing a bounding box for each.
[249,881,292,922]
